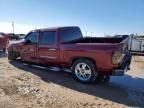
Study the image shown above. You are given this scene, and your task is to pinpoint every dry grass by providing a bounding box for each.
[133,56,144,69]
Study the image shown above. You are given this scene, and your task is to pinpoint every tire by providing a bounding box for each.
[8,51,17,61]
[72,59,98,83]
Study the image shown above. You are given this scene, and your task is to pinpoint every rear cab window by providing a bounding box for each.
[60,27,83,43]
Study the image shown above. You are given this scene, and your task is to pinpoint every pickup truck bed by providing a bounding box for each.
[63,37,126,44]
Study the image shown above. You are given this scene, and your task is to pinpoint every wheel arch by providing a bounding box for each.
[70,57,97,68]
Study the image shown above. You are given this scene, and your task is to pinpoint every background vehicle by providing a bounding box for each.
[17,34,25,39]
[129,35,144,52]
[7,26,131,83]
[0,32,9,52]
[114,35,144,52]
[7,33,19,40]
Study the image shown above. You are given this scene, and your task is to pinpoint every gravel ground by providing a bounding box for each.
[0,51,144,108]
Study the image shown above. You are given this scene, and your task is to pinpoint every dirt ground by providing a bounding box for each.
[0,51,144,108]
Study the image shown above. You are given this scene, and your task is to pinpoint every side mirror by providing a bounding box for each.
[24,39,31,44]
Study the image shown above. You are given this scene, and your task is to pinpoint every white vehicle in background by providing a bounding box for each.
[17,34,25,39]
[129,35,144,52]
[114,35,144,52]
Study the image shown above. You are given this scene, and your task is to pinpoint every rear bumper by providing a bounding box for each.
[112,53,132,76]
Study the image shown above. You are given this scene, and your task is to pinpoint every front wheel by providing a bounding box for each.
[72,59,98,83]
[8,51,17,61]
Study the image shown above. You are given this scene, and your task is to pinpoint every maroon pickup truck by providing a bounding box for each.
[0,33,9,52]
[7,26,131,83]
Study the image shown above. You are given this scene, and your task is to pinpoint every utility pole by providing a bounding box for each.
[12,21,14,34]
[85,31,87,36]
[91,32,93,36]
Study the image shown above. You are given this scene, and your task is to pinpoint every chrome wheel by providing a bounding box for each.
[75,63,92,81]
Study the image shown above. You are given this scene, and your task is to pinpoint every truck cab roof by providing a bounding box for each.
[35,26,80,31]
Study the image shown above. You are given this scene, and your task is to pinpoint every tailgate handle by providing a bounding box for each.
[48,48,56,51]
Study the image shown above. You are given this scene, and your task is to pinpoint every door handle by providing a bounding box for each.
[48,48,56,51]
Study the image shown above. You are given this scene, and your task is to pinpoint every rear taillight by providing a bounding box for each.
[112,50,123,64]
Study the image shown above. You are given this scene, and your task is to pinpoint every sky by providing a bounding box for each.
[0,0,144,36]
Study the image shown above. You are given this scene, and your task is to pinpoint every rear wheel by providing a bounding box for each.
[72,59,98,83]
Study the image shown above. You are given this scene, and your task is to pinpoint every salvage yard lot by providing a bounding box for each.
[0,51,144,108]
